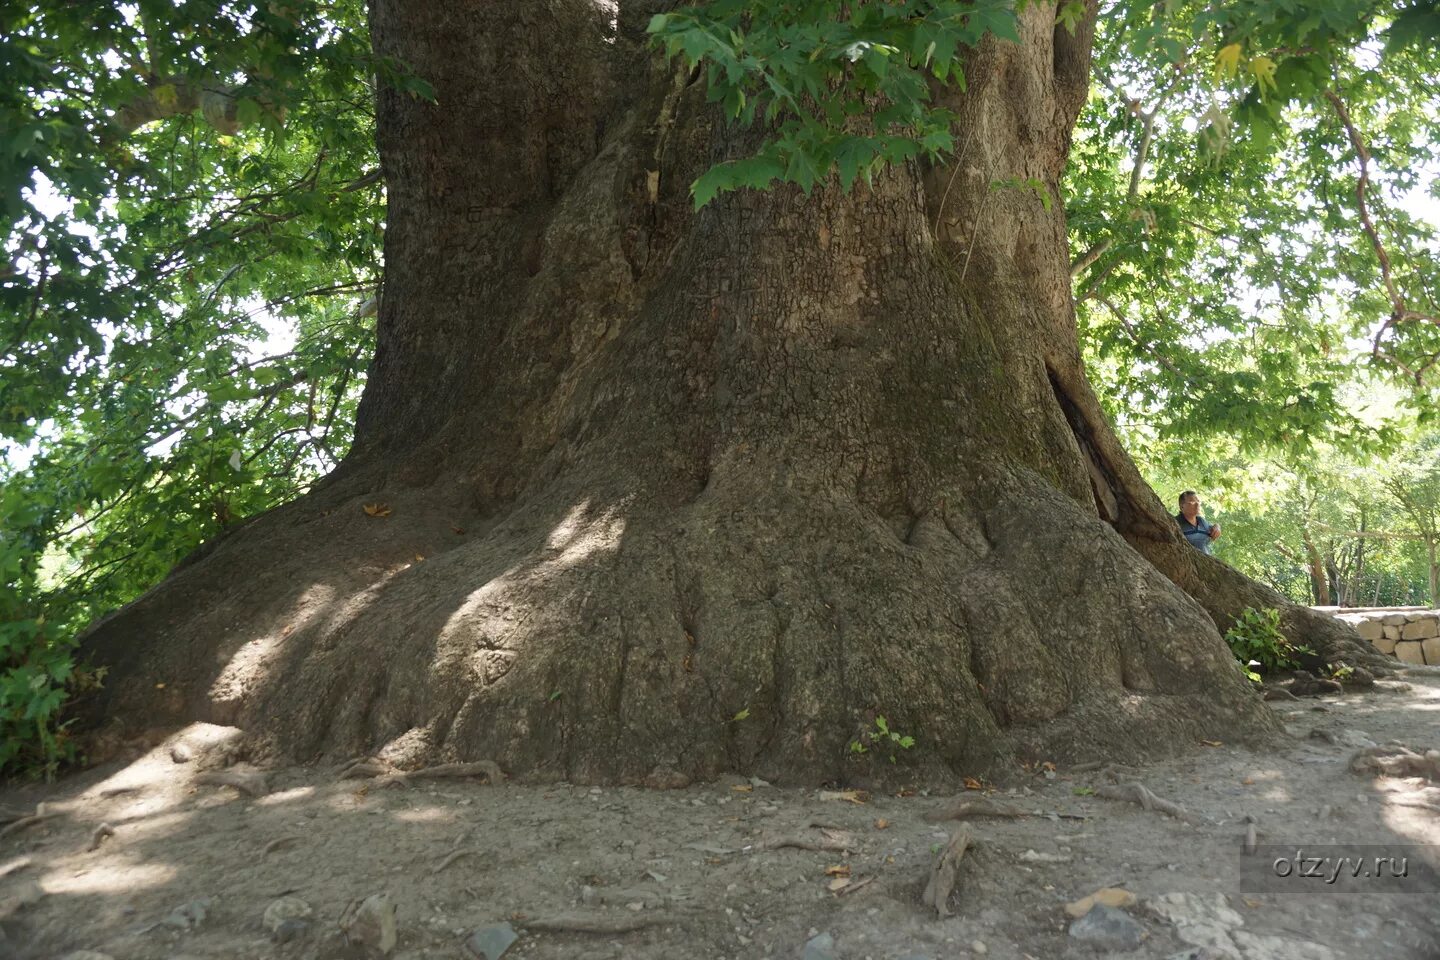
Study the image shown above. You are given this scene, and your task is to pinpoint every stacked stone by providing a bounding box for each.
[1336,609,1440,665]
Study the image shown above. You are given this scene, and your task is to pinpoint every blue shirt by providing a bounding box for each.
[1176,513,1215,554]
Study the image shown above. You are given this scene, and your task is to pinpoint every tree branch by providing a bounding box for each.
[1324,88,1440,384]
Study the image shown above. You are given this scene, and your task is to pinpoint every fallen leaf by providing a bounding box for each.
[155,682,166,689]
[963,777,983,791]
[1041,761,1056,772]
[451,525,465,535]
[363,503,392,518]
[1241,777,1255,785]
[824,864,851,877]
[873,818,890,830]
[818,789,869,804]
[1242,896,1263,908]
[827,877,851,892]
[1200,739,1223,747]
[413,553,424,562]
[731,784,753,793]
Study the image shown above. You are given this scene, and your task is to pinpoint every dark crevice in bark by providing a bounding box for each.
[1048,365,1120,523]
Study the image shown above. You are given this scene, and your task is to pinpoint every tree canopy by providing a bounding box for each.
[2,0,1438,775]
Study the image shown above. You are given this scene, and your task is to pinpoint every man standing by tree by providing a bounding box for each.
[1177,491,1222,555]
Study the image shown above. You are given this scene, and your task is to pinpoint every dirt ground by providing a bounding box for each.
[3,668,1439,960]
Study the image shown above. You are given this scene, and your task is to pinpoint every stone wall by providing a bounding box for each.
[1331,608,1440,665]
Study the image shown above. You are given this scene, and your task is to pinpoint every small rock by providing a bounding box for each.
[971,940,988,954]
[1069,904,1147,951]
[264,896,313,939]
[263,895,312,931]
[802,931,836,960]
[162,898,212,931]
[272,918,311,944]
[341,893,397,955]
[464,922,518,960]
[1288,671,1343,696]
[169,742,193,763]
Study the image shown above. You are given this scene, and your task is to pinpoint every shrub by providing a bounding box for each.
[1223,606,1313,682]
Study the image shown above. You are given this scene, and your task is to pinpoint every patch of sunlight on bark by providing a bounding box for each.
[209,583,337,704]
[544,499,627,569]
[591,0,618,41]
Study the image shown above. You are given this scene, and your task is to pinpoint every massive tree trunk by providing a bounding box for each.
[74,0,1386,784]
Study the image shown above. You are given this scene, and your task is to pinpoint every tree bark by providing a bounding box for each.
[72,0,1386,785]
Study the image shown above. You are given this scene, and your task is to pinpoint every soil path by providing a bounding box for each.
[4,670,1439,960]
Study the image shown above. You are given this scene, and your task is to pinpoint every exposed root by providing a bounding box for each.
[1070,762,1139,781]
[1096,782,1203,825]
[261,836,301,858]
[1386,800,1440,814]
[431,848,483,874]
[1350,745,1440,779]
[835,876,876,896]
[97,786,142,799]
[0,804,59,839]
[923,798,1025,822]
[195,765,271,797]
[923,797,1085,823]
[88,823,115,852]
[920,827,970,918]
[340,758,505,788]
[756,828,856,854]
[0,856,31,880]
[517,913,675,934]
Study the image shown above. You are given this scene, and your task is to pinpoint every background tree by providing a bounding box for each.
[1383,433,1440,606]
